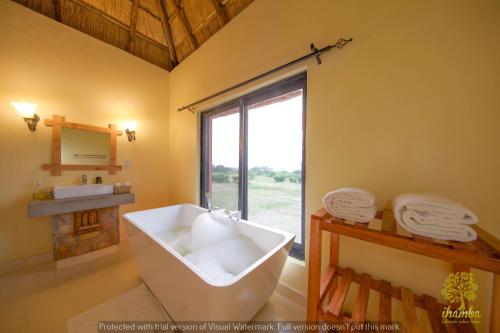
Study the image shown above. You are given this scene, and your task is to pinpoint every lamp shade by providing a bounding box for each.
[126,121,138,131]
[11,102,37,118]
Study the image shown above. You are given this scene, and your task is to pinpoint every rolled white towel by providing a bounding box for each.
[324,187,375,208]
[323,188,377,223]
[392,193,478,242]
[399,210,477,242]
[329,205,377,223]
[393,193,478,224]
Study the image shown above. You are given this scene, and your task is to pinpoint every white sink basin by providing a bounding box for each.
[53,184,114,199]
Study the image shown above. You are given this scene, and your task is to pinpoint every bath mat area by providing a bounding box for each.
[67,284,171,333]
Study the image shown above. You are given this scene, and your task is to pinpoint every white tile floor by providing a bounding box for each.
[67,284,170,333]
[0,243,305,333]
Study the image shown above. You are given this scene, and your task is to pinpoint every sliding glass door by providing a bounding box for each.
[201,73,306,259]
[247,90,304,247]
[202,105,241,212]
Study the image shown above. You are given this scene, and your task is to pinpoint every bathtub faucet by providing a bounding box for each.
[205,192,213,212]
[224,209,241,221]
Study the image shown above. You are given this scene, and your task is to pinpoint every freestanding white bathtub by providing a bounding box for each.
[123,204,295,323]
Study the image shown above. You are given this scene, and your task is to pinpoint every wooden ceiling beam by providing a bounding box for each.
[156,0,178,66]
[124,0,163,21]
[52,0,62,22]
[171,0,198,49]
[70,0,127,27]
[139,5,161,20]
[211,0,228,27]
[191,11,216,35]
[128,0,139,53]
[67,0,169,52]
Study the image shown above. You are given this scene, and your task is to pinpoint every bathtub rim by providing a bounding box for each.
[123,203,295,288]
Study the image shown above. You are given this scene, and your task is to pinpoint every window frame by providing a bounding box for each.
[200,72,307,260]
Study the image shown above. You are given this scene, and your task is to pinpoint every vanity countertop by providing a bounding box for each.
[28,193,135,217]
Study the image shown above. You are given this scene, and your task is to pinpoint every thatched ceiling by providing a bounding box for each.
[12,0,253,71]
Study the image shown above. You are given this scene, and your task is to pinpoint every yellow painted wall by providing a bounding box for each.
[0,1,170,263]
[168,0,500,331]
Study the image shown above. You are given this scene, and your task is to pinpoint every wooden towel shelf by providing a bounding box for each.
[306,208,500,333]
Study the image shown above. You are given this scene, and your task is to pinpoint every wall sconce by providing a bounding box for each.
[125,121,137,142]
[11,102,40,132]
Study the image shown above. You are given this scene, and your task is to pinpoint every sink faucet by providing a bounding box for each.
[81,175,88,185]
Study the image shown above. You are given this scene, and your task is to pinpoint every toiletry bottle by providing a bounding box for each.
[33,180,43,200]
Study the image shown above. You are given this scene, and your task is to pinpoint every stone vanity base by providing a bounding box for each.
[51,206,120,260]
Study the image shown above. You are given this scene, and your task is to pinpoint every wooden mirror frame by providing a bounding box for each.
[43,115,123,176]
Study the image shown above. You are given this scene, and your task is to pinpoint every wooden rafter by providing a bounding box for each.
[191,11,217,35]
[125,0,162,20]
[172,0,198,49]
[69,0,169,52]
[138,4,161,20]
[52,0,62,22]
[211,0,228,27]
[156,0,178,65]
[69,0,130,28]
[128,0,139,53]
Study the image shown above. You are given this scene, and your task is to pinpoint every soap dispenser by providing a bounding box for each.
[32,180,43,200]
[32,180,53,200]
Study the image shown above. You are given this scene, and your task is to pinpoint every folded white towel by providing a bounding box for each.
[323,188,375,208]
[323,188,377,223]
[329,205,378,223]
[393,193,478,224]
[392,193,478,242]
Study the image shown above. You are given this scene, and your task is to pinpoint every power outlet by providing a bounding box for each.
[124,160,132,169]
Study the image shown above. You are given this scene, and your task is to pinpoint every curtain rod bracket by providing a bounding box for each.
[310,43,322,65]
[177,38,353,113]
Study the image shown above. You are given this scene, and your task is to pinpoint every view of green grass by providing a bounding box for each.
[211,167,302,244]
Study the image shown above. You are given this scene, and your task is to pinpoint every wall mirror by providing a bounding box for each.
[43,115,122,176]
[61,128,111,165]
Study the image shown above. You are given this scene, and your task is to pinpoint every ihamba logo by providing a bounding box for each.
[440,272,481,324]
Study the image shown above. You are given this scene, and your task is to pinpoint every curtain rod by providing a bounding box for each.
[177,38,353,113]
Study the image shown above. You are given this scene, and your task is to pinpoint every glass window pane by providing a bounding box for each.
[247,90,303,244]
[208,108,240,211]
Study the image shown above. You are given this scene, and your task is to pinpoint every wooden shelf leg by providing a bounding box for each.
[491,274,500,333]
[307,216,322,330]
[329,233,339,299]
